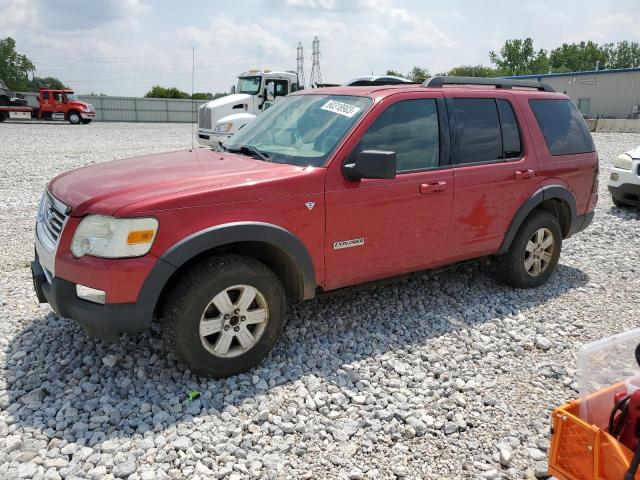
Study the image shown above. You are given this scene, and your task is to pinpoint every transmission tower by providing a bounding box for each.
[309,36,322,88]
[296,42,306,89]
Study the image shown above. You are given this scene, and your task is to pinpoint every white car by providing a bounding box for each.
[609,145,640,208]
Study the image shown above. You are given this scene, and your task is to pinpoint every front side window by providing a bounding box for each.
[236,76,262,95]
[450,98,502,164]
[53,92,63,102]
[356,99,440,172]
[228,94,371,167]
[42,92,49,100]
[270,80,288,97]
[529,99,595,155]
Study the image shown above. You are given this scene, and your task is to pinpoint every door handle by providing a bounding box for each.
[514,169,535,180]
[420,181,447,194]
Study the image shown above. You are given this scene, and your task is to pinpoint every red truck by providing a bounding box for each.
[31,77,598,377]
[0,87,95,124]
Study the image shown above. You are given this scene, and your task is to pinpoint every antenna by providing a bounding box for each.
[309,36,322,88]
[191,46,195,151]
[296,42,306,88]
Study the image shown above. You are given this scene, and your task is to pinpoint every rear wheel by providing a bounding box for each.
[162,255,286,378]
[496,210,562,288]
[68,111,81,124]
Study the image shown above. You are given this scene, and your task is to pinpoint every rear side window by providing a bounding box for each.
[358,99,440,172]
[497,99,521,159]
[529,99,595,155]
[450,98,502,164]
[42,92,49,100]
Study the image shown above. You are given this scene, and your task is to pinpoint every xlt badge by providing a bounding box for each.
[333,238,365,250]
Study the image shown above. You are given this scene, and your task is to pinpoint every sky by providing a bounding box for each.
[1,0,639,96]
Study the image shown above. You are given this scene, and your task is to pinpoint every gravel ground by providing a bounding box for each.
[0,122,639,480]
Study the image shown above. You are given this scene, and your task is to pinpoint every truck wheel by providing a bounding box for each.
[496,210,562,289]
[0,113,5,122]
[82,119,92,125]
[612,196,630,208]
[162,255,286,378]
[68,112,81,124]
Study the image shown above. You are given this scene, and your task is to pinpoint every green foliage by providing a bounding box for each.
[602,41,640,69]
[445,65,498,77]
[0,37,35,91]
[31,76,66,90]
[406,66,429,83]
[549,41,608,72]
[385,70,403,77]
[489,38,549,75]
[145,86,227,100]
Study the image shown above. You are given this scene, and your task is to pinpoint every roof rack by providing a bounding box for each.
[422,76,555,92]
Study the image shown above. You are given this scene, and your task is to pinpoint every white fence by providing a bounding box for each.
[19,92,208,123]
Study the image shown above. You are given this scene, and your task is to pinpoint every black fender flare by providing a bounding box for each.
[137,222,317,308]
[497,185,577,255]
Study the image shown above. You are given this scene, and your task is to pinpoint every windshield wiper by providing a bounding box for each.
[228,144,271,162]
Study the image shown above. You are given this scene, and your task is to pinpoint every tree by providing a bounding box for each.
[0,37,35,91]
[385,70,403,77]
[31,76,66,90]
[549,41,608,72]
[406,66,429,83]
[445,65,498,77]
[144,85,191,99]
[489,38,549,75]
[603,41,640,69]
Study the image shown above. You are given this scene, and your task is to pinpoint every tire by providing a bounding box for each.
[68,111,81,124]
[612,196,630,208]
[496,210,562,289]
[162,255,286,378]
[82,119,92,124]
[0,113,5,122]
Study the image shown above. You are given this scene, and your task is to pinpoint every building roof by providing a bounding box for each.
[504,66,640,80]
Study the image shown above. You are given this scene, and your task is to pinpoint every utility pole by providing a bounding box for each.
[309,36,322,88]
[296,42,306,88]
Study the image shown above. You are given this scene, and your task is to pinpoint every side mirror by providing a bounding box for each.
[266,82,275,102]
[230,85,236,94]
[344,150,396,181]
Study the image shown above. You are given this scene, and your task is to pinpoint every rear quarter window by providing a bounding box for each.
[529,99,595,156]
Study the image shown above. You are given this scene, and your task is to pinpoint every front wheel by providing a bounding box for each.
[162,255,286,378]
[612,196,630,208]
[68,112,81,124]
[496,210,562,288]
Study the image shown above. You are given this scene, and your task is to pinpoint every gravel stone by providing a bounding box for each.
[0,125,638,479]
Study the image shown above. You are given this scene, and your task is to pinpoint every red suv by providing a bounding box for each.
[32,77,598,377]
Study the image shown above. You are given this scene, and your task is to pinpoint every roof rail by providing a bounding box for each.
[422,76,555,92]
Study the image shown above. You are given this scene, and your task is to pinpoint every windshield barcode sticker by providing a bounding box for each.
[321,100,361,118]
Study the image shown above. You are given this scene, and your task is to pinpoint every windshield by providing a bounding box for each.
[64,93,78,101]
[237,76,262,95]
[228,94,372,167]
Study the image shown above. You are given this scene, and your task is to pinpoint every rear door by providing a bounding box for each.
[446,93,538,260]
[324,92,454,290]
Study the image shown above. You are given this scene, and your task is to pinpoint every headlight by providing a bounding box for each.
[71,215,158,258]
[613,153,633,170]
[214,123,233,133]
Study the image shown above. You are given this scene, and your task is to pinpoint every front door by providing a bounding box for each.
[324,94,453,290]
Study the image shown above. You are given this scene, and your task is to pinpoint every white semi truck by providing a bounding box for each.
[197,69,300,148]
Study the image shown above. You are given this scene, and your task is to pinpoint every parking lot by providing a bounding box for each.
[0,122,639,479]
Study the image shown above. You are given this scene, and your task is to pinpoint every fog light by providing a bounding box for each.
[611,172,619,181]
[76,284,106,304]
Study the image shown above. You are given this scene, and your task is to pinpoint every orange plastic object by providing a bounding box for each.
[549,385,640,480]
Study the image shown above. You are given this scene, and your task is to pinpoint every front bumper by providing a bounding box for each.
[608,183,640,206]
[32,253,154,334]
[197,129,232,147]
[80,112,95,119]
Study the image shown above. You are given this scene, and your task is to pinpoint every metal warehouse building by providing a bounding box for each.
[508,67,640,119]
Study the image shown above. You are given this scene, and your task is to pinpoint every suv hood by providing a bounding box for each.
[49,148,305,216]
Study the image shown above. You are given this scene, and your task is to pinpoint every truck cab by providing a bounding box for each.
[37,88,95,124]
[197,70,299,148]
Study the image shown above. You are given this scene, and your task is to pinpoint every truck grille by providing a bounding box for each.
[198,105,211,129]
[37,192,69,250]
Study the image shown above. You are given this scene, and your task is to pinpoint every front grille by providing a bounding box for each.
[38,192,69,250]
[198,105,212,129]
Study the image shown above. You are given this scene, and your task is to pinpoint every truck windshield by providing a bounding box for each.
[64,93,78,101]
[237,76,262,95]
[228,94,372,167]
